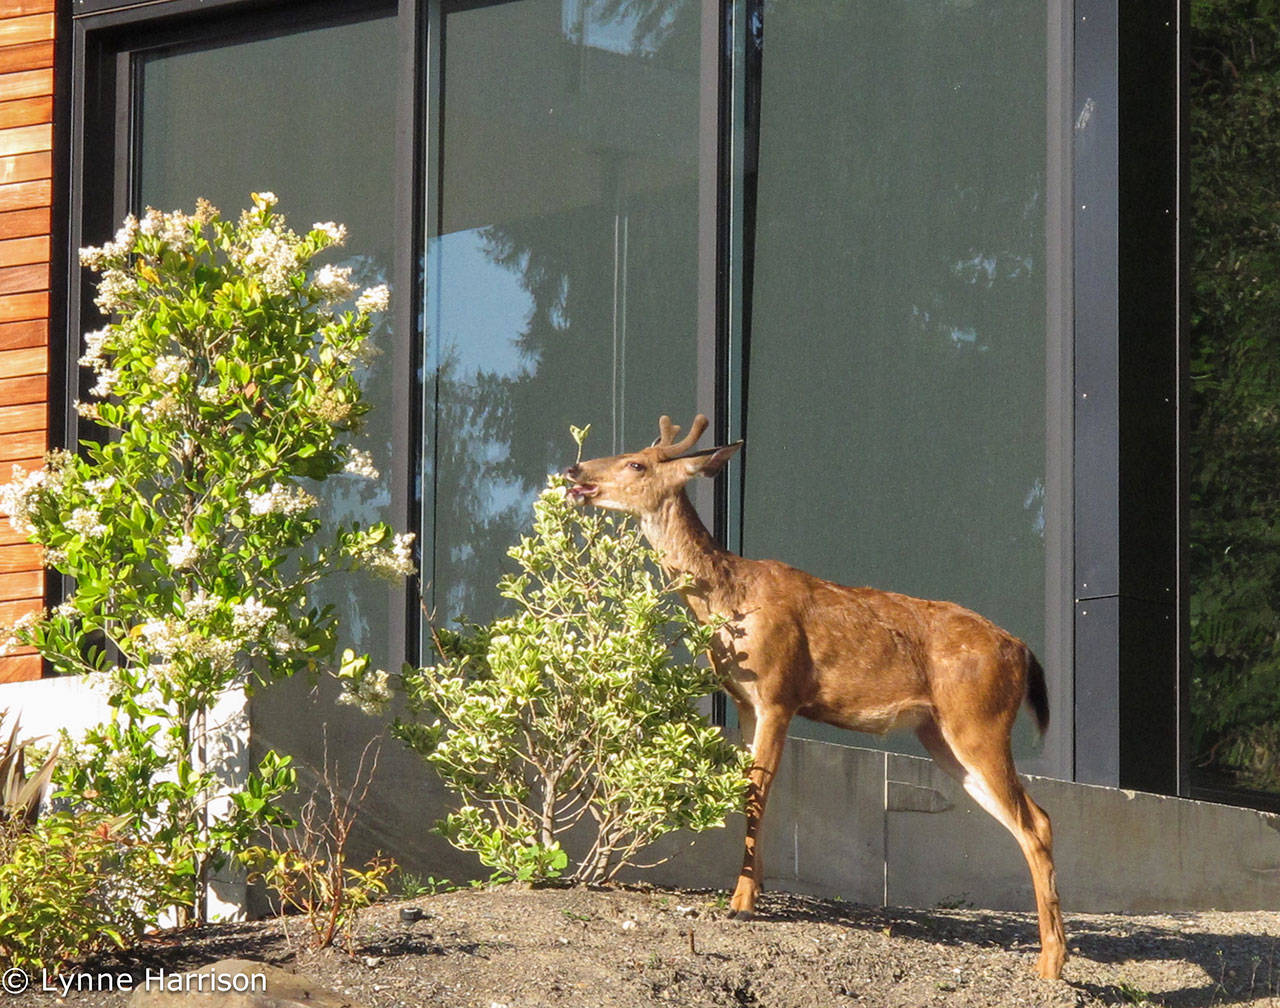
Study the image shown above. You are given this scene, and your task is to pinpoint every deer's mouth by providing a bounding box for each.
[566,482,599,502]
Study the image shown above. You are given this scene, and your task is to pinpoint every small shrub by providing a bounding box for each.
[240,739,395,952]
[0,811,182,971]
[344,438,747,885]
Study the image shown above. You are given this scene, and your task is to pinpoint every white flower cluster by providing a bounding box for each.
[94,270,138,314]
[348,531,416,583]
[0,609,42,656]
[66,506,107,539]
[183,589,222,621]
[78,214,140,271]
[231,596,277,636]
[313,221,347,245]
[313,264,358,303]
[343,446,379,480]
[241,227,301,296]
[137,618,238,667]
[165,535,200,569]
[0,454,71,534]
[356,284,390,314]
[246,482,318,518]
[151,355,189,386]
[338,667,391,716]
[79,328,109,368]
[88,368,120,399]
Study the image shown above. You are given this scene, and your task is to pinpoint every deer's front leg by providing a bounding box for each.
[728,710,788,918]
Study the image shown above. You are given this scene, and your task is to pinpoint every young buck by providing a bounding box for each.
[566,414,1067,980]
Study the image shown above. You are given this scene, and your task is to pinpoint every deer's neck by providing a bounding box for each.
[639,494,739,621]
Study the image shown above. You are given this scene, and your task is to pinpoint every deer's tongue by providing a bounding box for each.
[567,483,598,501]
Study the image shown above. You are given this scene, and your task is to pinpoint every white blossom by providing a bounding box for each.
[242,230,299,295]
[343,446,379,480]
[348,531,416,582]
[246,482,318,517]
[313,264,358,303]
[184,589,221,621]
[88,368,120,399]
[67,507,107,538]
[312,221,347,245]
[94,270,138,313]
[79,328,109,368]
[166,535,199,569]
[151,355,189,386]
[356,284,390,314]
[231,596,277,636]
[338,667,391,716]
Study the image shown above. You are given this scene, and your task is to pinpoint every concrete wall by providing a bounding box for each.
[641,737,1280,915]
[8,673,1278,918]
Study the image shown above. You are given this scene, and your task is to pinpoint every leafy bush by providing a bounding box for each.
[0,811,180,971]
[0,194,413,919]
[342,458,747,885]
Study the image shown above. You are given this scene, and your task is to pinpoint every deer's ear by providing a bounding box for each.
[685,441,743,478]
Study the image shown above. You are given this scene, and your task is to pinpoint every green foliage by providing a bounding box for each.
[0,811,182,971]
[0,194,412,919]
[346,469,747,885]
[1189,0,1280,789]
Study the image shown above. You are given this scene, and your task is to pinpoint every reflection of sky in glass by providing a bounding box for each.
[560,0,669,55]
[434,229,533,380]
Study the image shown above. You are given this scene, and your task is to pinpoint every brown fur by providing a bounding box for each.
[566,416,1067,980]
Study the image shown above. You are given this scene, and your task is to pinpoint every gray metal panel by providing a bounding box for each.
[1072,0,1120,602]
[1074,595,1120,786]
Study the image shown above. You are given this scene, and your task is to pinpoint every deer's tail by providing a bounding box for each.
[1025,650,1050,736]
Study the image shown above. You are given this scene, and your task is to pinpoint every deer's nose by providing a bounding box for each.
[566,464,581,480]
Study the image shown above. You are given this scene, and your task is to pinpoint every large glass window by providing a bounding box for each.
[740,0,1047,747]
[132,12,402,669]
[422,0,709,622]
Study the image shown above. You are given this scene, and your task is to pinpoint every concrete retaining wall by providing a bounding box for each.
[641,737,1280,915]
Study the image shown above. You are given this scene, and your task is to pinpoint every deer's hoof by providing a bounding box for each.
[1034,949,1066,981]
[726,908,754,921]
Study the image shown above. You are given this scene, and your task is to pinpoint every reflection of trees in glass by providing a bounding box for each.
[1188,0,1280,794]
[429,0,700,625]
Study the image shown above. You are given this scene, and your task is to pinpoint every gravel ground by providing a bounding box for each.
[8,885,1280,1007]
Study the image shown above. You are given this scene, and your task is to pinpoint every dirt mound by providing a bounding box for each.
[10,885,1280,1007]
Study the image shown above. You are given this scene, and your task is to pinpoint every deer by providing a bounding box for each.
[565,414,1067,980]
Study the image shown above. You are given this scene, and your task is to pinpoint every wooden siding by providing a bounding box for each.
[0,0,53,682]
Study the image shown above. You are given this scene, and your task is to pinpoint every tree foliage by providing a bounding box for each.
[1188,0,1280,789]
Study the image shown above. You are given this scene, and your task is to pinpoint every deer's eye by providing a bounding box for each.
[627,461,646,472]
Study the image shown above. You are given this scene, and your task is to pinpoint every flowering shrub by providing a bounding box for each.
[0,194,413,921]
[344,433,747,885]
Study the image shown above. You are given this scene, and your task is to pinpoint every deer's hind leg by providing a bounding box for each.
[916,718,1067,981]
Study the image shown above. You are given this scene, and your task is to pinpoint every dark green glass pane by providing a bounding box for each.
[742,0,1046,750]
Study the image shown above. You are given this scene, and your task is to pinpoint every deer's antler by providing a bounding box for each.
[654,414,709,460]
